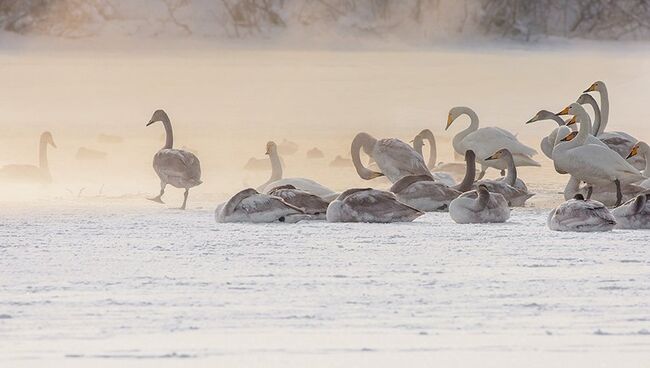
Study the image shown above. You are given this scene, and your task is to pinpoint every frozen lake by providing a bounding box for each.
[1,200,649,367]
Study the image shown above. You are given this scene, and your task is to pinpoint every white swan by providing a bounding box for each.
[477,149,535,207]
[411,129,458,186]
[146,110,202,210]
[267,184,329,220]
[626,142,650,189]
[351,132,431,183]
[449,184,510,224]
[446,106,539,179]
[563,175,647,207]
[215,188,309,223]
[0,131,56,183]
[326,188,424,223]
[547,194,616,232]
[583,81,644,169]
[553,103,644,207]
[259,141,338,202]
[390,150,477,212]
[525,110,575,159]
[612,194,650,229]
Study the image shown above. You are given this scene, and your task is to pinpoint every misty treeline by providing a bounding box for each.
[1,0,650,41]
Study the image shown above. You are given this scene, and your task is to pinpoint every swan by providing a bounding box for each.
[448,184,510,224]
[547,194,616,232]
[446,106,539,179]
[215,188,310,223]
[524,110,575,159]
[267,184,329,220]
[553,103,644,207]
[351,132,431,183]
[477,149,535,207]
[411,129,457,186]
[146,109,202,210]
[611,194,650,229]
[259,141,338,201]
[626,142,650,188]
[583,81,644,169]
[390,150,477,212]
[326,188,424,223]
[0,131,56,183]
[563,175,648,207]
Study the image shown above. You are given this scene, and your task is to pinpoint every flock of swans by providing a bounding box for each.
[5,80,650,232]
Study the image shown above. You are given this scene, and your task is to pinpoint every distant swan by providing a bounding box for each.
[351,132,431,183]
[612,194,650,229]
[216,188,309,223]
[446,106,539,179]
[326,188,424,223]
[267,184,329,219]
[547,194,616,232]
[146,109,202,210]
[259,141,338,201]
[411,129,457,186]
[449,184,510,224]
[390,150,476,212]
[477,149,535,207]
[0,131,56,183]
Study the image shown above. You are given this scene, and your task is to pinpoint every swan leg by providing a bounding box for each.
[586,186,593,200]
[614,179,622,207]
[148,182,166,204]
[180,188,189,210]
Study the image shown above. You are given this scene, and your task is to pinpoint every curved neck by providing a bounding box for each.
[452,107,479,154]
[476,188,489,210]
[453,151,476,192]
[161,117,174,149]
[564,176,580,200]
[416,129,437,168]
[573,109,592,147]
[582,98,602,136]
[351,133,382,180]
[502,151,517,186]
[38,135,49,172]
[596,85,609,135]
[269,149,283,182]
[642,144,650,176]
[223,188,257,216]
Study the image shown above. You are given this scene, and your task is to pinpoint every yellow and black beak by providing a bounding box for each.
[566,116,577,126]
[583,83,596,93]
[445,114,453,130]
[265,149,270,155]
[485,152,499,161]
[556,106,570,116]
[561,131,579,142]
[524,116,538,124]
[627,144,639,159]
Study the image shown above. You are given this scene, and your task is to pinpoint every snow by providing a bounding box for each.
[1,200,649,366]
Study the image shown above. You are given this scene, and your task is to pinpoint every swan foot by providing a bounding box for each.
[179,189,189,210]
[148,196,164,204]
[476,169,486,180]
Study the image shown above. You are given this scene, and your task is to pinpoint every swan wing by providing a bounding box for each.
[154,149,202,184]
[461,127,538,159]
[375,139,431,180]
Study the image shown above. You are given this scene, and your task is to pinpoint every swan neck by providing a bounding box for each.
[162,117,174,149]
[351,133,381,180]
[452,108,479,154]
[503,152,517,186]
[38,136,49,172]
[419,130,437,168]
[597,85,609,135]
[455,153,476,192]
[574,110,591,146]
[269,149,283,182]
[586,99,602,136]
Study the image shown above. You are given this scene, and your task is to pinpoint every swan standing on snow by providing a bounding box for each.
[267,184,329,220]
[259,141,338,202]
[216,188,309,223]
[326,188,424,223]
[446,106,539,179]
[351,132,431,183]
[553,103,644,207]
[478,149,535,207]
[449,184,510,224]
[146,110,202,210]
[547,194,616,232]
[612,194,650,229]
[390,150,477,212]
[0,131,56,183]
[411,129,458,186]
[626,142,650,189]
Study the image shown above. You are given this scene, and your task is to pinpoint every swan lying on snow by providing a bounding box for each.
[146,110,202,210]
[326,188,423,223]
[411,129,457,186]
[477,149,535,207]
[547,194,616,232]
[216,188,310,223]
[267,184,329,220]
[351,132,431,183]
[0,131,56,184]
[390,150,476,212]
[612,194,650,229]
[259,141,338,202]
[449,184,510,224]
[446,106,539,179]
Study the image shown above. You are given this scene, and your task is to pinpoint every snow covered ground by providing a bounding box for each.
[1,198,649,367]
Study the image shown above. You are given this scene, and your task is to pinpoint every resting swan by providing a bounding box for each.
[547,194,616,232]
[259,141,338,202]
[146,110,202,210]
[553,103,644,207]
[267,184,329,220]
[477,149,535,207]
[611,194,650,229]
[449,184,510,224]
[326,188,424,223]
[0,131,56,183]
[411,129,458,186]
[626,142,650,189]
[351,132,431,183]
[446,106,539,179]
[390,150,476,212]
[215,188,310,223]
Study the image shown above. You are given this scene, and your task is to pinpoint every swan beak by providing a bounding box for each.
[566,116,577,126]
[561,131,579,141]
[51,142,57,148]
[583,84,596,93]
[445,114,453,130]
[524,116,537,124]
[555,106,570,116]
[485,153,499,161]
[265,150,270,155]
[627,145,639,159]
[146,120,155,126]
[369,171,384,179]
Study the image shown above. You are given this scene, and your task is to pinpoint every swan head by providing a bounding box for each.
[485,148,511,162]
[446,106,472,130]
[41,131,57,148]
[477,184,489,195]
[565,115,577,126]
[525,110,556,124]
[265,141,277,155]
[583,81,604,93]
[576,93,597,106]
[559,130,578,142]
[147,109,169,126]
[555,102,583,117]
